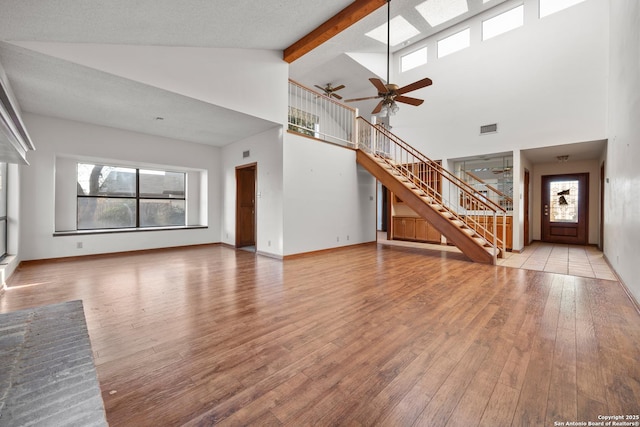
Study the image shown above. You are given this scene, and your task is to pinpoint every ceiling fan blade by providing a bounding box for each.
[395,95,424,106]
[332,93,343,100]
[371,100,384,115]
[332,85,345,91]
[345,96,380,102]
[397,77,433,95]
[369,78,388,94]
[314,85,325,91]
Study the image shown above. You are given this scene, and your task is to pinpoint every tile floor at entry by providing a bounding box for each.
[377,232,618,281]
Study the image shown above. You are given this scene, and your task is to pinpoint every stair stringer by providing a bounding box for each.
[356,150,496,265]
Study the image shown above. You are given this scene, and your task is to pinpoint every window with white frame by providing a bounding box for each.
[539,0,586,18]
[401,46,428,72]
[438,28,471,58]
[482,5,524,41]
[77,163,186,230]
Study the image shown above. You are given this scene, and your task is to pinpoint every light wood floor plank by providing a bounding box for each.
[2,244,639,426]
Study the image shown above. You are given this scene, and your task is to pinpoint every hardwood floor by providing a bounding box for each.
[2,243,639,426]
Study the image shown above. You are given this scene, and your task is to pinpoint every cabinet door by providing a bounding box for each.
[393,217,406,239]
[415,219,427,241]
[404,218,416,239]
[393,217,416,240]
[426,222,442,243]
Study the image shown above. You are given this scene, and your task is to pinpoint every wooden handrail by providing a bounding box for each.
[288,79,358,113]
[359,117,506,213]
[357,117,508,257]
[373,150,505,250]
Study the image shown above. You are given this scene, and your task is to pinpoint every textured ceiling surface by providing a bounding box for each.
[0,0,507,147]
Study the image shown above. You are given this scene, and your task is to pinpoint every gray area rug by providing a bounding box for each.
[0,300,108,426]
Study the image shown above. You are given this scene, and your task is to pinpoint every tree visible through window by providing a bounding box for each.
[77,163,186,230]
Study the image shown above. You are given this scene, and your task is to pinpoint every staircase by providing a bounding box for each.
[355,117,507,265]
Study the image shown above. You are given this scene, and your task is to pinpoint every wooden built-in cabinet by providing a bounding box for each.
[393,215,513,249]
[472,215,513,250]
[392,216,442,243]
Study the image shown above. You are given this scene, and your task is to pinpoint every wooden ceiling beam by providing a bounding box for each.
[283,0,387,64]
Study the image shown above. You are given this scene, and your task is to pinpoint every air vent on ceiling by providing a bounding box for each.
[480,123,498,135]
[242,150,250,158]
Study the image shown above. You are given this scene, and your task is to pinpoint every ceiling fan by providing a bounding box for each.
[345,0,432,116]
[314,83,346,100]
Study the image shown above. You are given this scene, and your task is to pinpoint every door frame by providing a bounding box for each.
[235,163,257,248]
[600,162,605,251]
[524,168,530,246]
[541,172,589,245]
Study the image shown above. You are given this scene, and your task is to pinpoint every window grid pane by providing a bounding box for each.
[140,200,186,227]
[438,28,471,58]
[540,0,586,18]
[401,47,428,72]
[78,198,137,229]
[77,163,136,197]
[482,5,524,41]
[549,180,579,223]
[77,164,186,230]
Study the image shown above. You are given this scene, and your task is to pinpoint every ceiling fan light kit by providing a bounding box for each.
[345,0,433,117]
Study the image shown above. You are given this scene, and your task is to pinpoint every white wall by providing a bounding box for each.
[12,43,288,124]
[530,159,600,245]
[221,126,284,257]
[606,0,640,302]
[20,113,220,261]
[283,133,377,256]
[391,0,608,160]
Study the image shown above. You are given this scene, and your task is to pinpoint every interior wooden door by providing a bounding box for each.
[236,164,256,248]
[541,173,588,244]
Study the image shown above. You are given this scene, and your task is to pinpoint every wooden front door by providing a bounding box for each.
[236,164,256,248]
[541,173,588,244]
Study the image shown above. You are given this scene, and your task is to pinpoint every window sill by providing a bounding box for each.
[53,225,207,237]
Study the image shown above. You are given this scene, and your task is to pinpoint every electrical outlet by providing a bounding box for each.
[347,235,349,241]
[77,242,83,249]
[337,236,340,242]
[268,240,271,247]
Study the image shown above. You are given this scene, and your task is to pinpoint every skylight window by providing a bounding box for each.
[482,5,524,41]
[401,47,428,72]
[539,0,586,18]
[365,16,420,46]
[438,28,470,58]
[415,0,469,28]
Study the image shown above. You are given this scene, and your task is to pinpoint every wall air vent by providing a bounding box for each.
[480,123,498,135]
[242,150,250,159]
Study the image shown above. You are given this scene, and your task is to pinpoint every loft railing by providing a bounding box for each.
[462,170,514,212]
[288,79,357,148]
[356,117,507,260]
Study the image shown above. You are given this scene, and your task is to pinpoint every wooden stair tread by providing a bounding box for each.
[359,149,499,265]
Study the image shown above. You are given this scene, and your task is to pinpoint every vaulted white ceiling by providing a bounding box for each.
[0,0,507,147]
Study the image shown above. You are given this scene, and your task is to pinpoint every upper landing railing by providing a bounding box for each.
[288,79,357,148]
